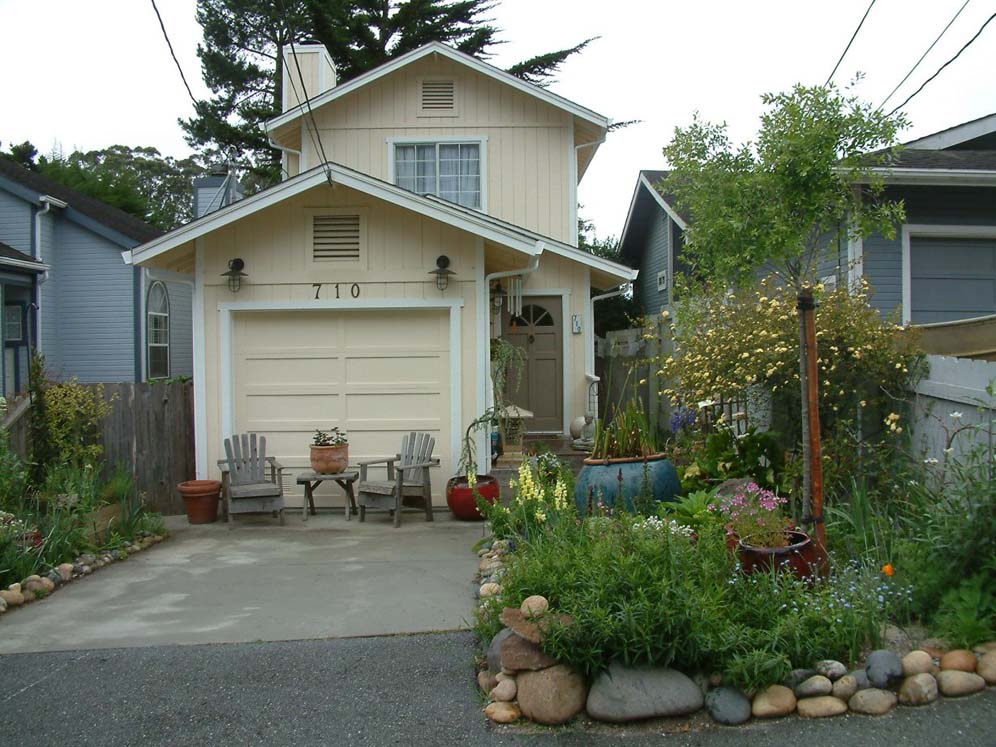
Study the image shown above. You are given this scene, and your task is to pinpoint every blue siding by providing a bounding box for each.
[167,281,193,377]
[0,189,32,254]
[50,220,135,382]
[635,209,670,314]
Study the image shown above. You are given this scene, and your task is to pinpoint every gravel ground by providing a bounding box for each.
[1,632,993,747]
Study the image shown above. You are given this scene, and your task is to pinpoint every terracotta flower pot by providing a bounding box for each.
[310,444,348,474]
[178,480,221,524]
[446,475,500,520]
[738,530,826,580]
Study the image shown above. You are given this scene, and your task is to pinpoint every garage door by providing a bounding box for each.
[233,309,451,505]
[910,237,996,324]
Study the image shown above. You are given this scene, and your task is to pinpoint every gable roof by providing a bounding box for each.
[882,149,996,171]
[618,170,688,266]
[129,161,637,284]
[904,112,996,150]
[0,239,48,273]
[0,158,162,246]
[265,41,609,134]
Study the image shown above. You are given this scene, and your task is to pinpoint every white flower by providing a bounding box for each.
[924,457,939,465]
[950,411,963,421]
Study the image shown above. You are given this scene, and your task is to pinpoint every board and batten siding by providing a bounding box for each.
[165,280,193,377]
[49,220,136,383]
[301,55,574,244]
[0,188,32,254]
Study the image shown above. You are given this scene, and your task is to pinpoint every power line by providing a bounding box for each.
[888,10,996,116]
[825,0,878,86]
[287,42,336,187]
[879,0,972,111]
[281,47,330,179]
[149,0,197,106]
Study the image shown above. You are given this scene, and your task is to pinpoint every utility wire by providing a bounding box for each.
[149,0,197,106]
[879,0,972,111]
[288,42,336,187]
[825,0,878,86]
[281,50,331,179]
[888,10,996,115]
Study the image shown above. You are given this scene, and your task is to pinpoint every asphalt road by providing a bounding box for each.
[2,632,993,747]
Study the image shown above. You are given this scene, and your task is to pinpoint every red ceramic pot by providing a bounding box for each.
[178,480,221,524]
[446,475,500,520]
[738,530,827,580]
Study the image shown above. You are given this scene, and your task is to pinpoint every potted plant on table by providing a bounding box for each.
[709,481,824,579]
[310,427,348,474]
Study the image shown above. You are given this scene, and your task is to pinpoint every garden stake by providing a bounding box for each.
[798,289,827,551]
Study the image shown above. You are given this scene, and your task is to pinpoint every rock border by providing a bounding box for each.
[473,538,996,728]
[0,531,167,619]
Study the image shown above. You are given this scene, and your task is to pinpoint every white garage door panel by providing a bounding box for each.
[233,309,451,505]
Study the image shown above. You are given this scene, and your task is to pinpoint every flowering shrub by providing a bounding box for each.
[480,459,575,541]
[710,481,790,547]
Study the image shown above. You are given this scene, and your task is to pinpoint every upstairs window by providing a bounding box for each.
[147,281,170,380]
[393,141,482,209]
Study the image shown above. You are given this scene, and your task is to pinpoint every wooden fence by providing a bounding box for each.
[3,381,195,515]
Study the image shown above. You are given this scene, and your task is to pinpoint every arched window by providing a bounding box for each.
[147,281,170,379]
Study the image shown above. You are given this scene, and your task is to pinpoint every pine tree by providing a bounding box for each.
[180,0,593,189]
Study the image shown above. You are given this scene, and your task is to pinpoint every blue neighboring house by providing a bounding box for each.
[619,112,996,326]
[0,157,193,398]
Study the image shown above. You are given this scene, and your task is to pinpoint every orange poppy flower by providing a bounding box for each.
[882,563,895,577]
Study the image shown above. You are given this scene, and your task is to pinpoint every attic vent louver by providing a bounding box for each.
[313,214,361,261]
[420,79,456,113]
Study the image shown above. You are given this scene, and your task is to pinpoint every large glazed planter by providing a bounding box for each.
[446,475,500,520]
[738,530,826,580]
[310,444,348,474]
[178,480,221,525]
[574,455,681,514]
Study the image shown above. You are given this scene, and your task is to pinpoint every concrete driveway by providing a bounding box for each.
[0,512,486,654]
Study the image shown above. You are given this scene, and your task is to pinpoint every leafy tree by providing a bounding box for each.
[661,83,907,536]
[0,141,39,169]
[182,0,594,188]
[577,212,621,262]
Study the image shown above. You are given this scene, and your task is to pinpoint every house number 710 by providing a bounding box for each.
[313,283,361,300]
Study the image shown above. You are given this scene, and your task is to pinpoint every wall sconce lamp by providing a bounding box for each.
[490,281,507,314]
[429,255,456,291]
[222,258,247,292]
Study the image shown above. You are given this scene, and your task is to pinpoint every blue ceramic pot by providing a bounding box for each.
[574,455,681,514]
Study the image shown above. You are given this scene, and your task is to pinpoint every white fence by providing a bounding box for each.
[912,355,996,463]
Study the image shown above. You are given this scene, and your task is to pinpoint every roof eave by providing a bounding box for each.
[855,167,996,186]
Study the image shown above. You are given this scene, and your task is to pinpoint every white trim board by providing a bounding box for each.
[193,240,208,478]
[265,41,608,134]
[217,297,464,476]
[900,223,996,324]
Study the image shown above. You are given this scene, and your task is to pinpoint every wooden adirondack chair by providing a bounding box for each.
[356,432,438,527]
[219,433,285,525]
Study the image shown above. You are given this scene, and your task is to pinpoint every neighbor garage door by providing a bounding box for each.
[910,236,996,324]
[233,309,451,505]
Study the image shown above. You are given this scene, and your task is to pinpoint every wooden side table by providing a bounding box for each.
[296,470,359,521]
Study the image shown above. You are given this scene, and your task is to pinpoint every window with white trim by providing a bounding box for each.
[146,281,170,380]
[393,142,481,209]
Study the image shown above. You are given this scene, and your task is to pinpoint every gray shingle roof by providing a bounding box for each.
[0,158,162,244]
[0,239,45,271]
[878,149,996,171]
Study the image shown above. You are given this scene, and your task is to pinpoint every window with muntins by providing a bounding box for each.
[147,281,170,380]
[394,142,481,209]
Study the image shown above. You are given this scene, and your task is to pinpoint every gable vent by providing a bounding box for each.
[313,214,361,261]
[420,79,456,113]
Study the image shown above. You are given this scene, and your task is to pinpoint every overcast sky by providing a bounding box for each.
[2,0,994,238]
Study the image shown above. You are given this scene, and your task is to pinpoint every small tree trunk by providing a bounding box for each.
[797,288,827,550]
[796,295,812,522]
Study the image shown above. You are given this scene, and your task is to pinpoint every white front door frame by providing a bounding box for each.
[217,297,465,472]
[901,224,996,324]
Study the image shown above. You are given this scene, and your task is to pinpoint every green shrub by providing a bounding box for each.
[0,431,28,511]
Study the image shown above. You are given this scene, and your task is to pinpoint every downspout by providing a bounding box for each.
[480,245,543,470]
[267,133,303,177]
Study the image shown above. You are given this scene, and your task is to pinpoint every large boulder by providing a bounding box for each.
[500,632,556,671]
[936,670,985,697]
[486,628,515,674]
[901,650,934,676]
[848,688,897,715]
[866,650,903,688]
[586,663,703,723]
[939,649,977,672]
[978,652,996,685]
[516,665,587,725]
[705,686,752,725]
[797,696,847,718]
[751,685,797,718]
[898,673,939,706]
[795,675,832,698]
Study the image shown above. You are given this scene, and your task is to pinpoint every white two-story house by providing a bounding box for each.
[128,42,636,503]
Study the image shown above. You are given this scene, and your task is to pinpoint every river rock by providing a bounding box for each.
[586,663,703,722]
[500,632,556,671]
[899,673,939,706]
[0,588,24,607]
[478,669,498,693]
[517,665,587,725]
[797,696,847,718]
[783,668,817,689]
[46,569,63,588]
[831,675,858,701]
[919,638,950,658]
[484,701,521,724]
[977,652,996,685]
[21,589,36,603]
[815,660,847,681]
[39,576,55,593]
[972,641,996,655]
[752,685,796,718]
[936,670,985,697]
[479,582,500,598]
[705,686,752,725]
[520,595,549,617]
[57,563,74,581]
[848,669,871,690]
[902,650,934,676]
[848,688,897,715]
[0,596,6,613]
[499,607,573,644]
[490,678,517,702]
[881,624,913,656]
[796,675,832,697]
[866,650,903,688]
[940,649,977,672]
[486,629,514,674]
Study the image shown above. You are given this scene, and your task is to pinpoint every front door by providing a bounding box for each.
[502,298,563,433]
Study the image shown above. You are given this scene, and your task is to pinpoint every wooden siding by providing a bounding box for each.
[302,55,574,243]
[634,208,670,314]
[0,188,32,254]
[165,279,194,377]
